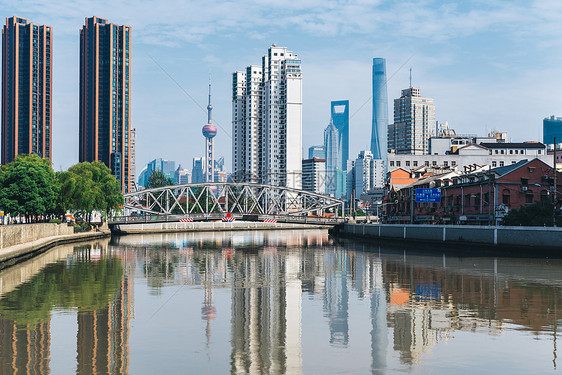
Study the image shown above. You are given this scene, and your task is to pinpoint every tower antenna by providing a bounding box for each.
[207,74,212,124]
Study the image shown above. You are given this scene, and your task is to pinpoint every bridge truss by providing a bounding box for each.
[121,182,345,217]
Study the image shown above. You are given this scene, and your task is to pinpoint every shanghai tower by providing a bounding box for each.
[371,58,388,160]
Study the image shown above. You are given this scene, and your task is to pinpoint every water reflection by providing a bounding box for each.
[0,231,561,374]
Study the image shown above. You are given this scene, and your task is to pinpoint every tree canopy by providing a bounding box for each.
[146,170,174,189]
[58,161,123,220]
[501,199,562,226]
[0,154,58,217]
[0,156,123,222]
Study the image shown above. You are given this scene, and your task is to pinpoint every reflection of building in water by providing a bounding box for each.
[323,250,349,346]
[77,275,131,374]
[201,254,217,347]
[370,258,387,375]
[0,320,50,374]
[230,249,302,374]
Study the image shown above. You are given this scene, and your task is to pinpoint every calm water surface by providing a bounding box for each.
[0,229,560,374]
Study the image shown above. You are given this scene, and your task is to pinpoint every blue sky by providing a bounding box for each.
[3,0,562,173]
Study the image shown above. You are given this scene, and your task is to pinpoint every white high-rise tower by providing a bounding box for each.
[232,45,303,188]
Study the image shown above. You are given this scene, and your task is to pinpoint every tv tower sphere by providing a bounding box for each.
[202,123,217,138]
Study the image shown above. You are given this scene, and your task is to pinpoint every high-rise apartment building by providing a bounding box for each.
[2,17,52,164]
[354,150,384,196]
[371,58,388,160]
[192,157,204,183]
[79,16,131,192]
[302,157,326,194]
[388,87,435,155]
[129,128,136,191]
[232,44,302,188]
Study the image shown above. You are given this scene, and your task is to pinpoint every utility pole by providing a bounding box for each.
[554,137,557,227]
[488,165,492,226]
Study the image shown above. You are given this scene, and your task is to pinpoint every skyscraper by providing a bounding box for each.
[2,17,52,164]
[371,58,388,160]
[232,44,302,188]
[202,80,217,182]
[388,87,435,155]
[130,128,136,191]
[331,100,349,169]
[543,115,562,147]
[324,119,344,197]
[79,16,131,192]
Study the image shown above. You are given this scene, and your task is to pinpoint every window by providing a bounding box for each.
[396,161,401,167]
[502,189,510,205]
[425,161,430,166]
[413,161,418,167]
[509,150,513,154]
[525,193,534,204]
[444,161,449,167]
[465,194,471,206]
[406,161,410,167]
[432,161,437,166]
[538,150,542,154]
[452,161,456,166]
[500,161,504,167]
[492,161,497,167]
[521,178,529,186]
[495,150,499,154]
[390,161,394,167]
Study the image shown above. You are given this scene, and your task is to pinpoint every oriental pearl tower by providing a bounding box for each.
[202,77,217,182]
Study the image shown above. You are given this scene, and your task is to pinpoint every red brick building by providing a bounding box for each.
[384,158,562,225]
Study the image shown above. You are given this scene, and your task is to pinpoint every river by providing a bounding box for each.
[0,229,560,374]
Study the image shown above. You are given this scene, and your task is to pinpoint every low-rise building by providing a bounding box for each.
[384,158,562,225]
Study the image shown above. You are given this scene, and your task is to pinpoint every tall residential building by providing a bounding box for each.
[129,128,136,191]
[79,16,132,192]
[324,119,344,197]
[543,115,562,147]
[232,44,303,188]
[354,150,385,197]
[331,100,349,169]
[388,87,435,155]
[302,158,326,194]
[308,145,326,159]
[371,58,388,160]
[2,17,52,164]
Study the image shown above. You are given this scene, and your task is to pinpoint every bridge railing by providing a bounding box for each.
[109,213,343,225]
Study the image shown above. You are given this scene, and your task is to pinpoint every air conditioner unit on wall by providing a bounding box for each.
[521,186,528,192]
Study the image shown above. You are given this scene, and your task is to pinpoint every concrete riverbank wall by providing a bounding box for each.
[331,223,562,249]
[0,223,74,249]
[111,221,327,234]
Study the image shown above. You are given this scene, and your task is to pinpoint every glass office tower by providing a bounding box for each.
[371,58,388,160]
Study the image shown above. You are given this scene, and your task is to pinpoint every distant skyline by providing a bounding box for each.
[2,0,562,173]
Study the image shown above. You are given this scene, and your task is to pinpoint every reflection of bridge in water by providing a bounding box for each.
[111,182,345,225]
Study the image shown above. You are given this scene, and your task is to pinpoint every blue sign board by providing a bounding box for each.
[415,188,441,203]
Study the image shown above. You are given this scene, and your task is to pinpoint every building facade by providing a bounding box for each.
[302,158,326,194]
[354,150,385,196]
[129,128,136,191]
[371,58,388,160]
[79,16,131,192]
[232,45,302,188]
[388,87,435,155]
[192,157,204,183]
[388,142,550,174]
[2,17,52,164]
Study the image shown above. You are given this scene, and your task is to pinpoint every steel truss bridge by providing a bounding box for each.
[111,182,345,225]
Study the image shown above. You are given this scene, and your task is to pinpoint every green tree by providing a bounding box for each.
[146,170,174,189]
[58,162,123,221]
[501,199,562,226]
[0,154,57,221]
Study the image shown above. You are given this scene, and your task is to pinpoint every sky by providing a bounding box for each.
[3,0,562,174]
